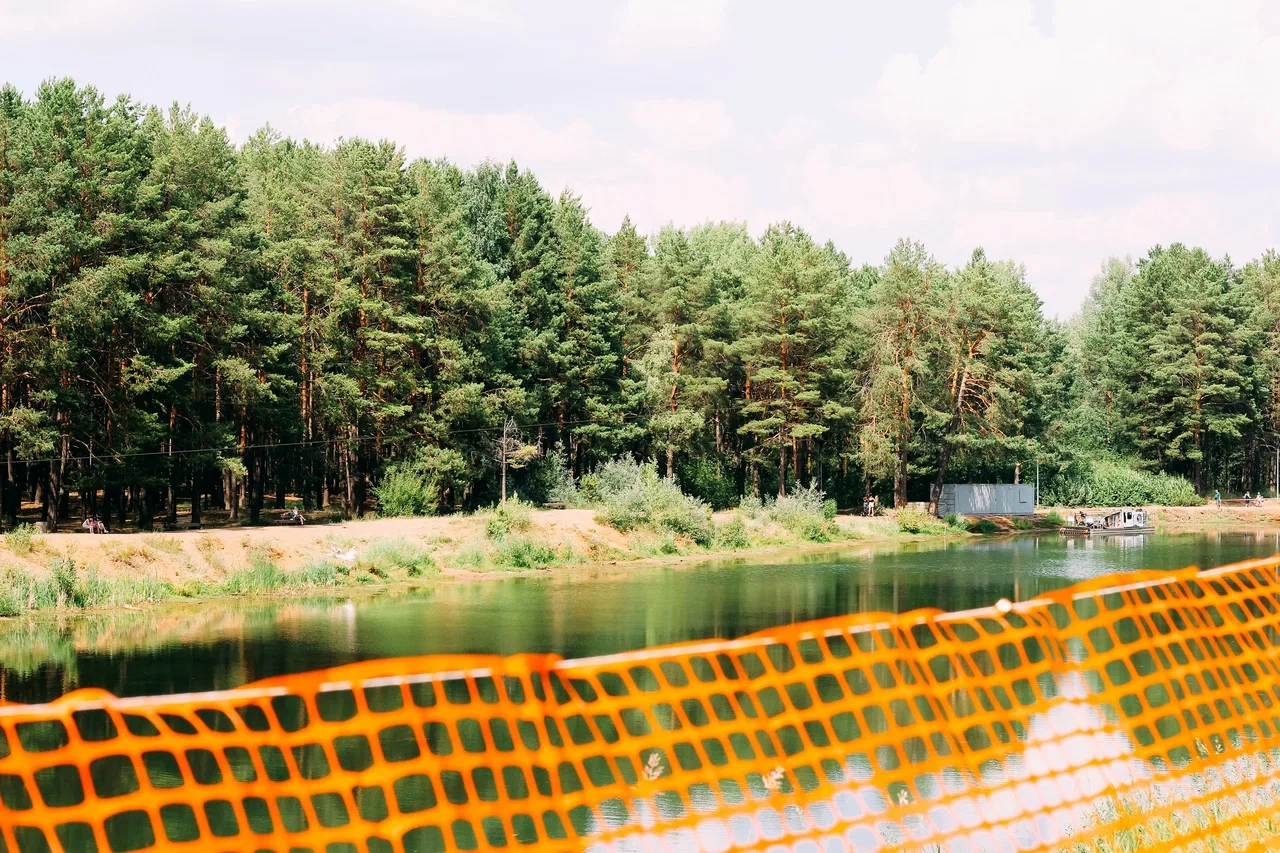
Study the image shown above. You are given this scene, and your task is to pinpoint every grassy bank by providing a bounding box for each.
[9,497,1260,618]
[0,494,1032,616]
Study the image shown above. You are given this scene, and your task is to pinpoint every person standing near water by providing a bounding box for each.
[1214,489,1222,508]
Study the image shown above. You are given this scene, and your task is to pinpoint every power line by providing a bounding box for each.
[9,414,653,466]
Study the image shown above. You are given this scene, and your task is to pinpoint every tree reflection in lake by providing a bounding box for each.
[2,530,1277,703]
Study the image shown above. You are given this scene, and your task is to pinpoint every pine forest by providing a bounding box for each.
[2,79,1279,531]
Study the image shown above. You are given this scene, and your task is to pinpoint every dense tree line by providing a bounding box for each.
[0,80,1277,530]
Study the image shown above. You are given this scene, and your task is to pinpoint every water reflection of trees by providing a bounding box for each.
[4,532,1277,703]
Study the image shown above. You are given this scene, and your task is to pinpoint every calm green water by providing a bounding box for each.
[3,529,1278,704]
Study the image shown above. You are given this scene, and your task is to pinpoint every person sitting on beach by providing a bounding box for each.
[81,516,95,534]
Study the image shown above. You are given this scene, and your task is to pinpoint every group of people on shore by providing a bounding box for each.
[1212,490,1268,508]
[79,515,109,534]
[862,495,878,516]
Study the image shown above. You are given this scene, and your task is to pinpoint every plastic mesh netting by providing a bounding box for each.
[3,557,1280,853]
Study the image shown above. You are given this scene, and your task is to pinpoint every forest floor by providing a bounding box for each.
[0,502,1269,615]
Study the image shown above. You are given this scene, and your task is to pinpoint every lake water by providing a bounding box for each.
[3,529,1278,704]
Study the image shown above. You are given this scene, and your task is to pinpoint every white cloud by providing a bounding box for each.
[279,100,601,165]
[769,116,825,151]
[580,155,751,235]
[0,0,150,35]
[383,0,525,27]
[626,99,736,151]
[828,0,1280,317]
[610,0,732,55]
[857,0,1280,157]
[800,145,950,230]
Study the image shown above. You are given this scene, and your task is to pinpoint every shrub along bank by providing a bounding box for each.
[1041,458,1201,507]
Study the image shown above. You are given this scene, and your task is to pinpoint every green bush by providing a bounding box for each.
[485,498,534,540]
[0,590,19,617]
[1010,517,1033,530]
[677,458,738,511]
[1043,511,1066,526]
[75,565,174,608]
[372,466,436,517]
[529,445,578,506]
[454,542,489,571]
[5,524,38,556]
[590,458,713,546]
[493,535,559,570]
[968,518,1000,534]
[294,560,349,587]
[737,494,764,518]
[3,565,56,609]
[1041,458,1200,507]
[373,447,468,516]
[822,499,838,521]
[768,484,832,542]
[713,516,750,551]
[358,538,437,578]
[50,556,78,606]
[220,551,285,595]
[895,507,931,534]
[942,513,964,529]
[581,457,643,504]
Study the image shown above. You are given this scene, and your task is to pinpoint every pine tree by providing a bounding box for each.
[735,223,852,496]
[1068,258,1138,453]
[925,249,1054,512]
[1241,251,1280,491]
[399,157,511,505]
[546,192,629,471]
[1124,245,1257,489]
[640,226,726,479]
[859,239,945,507]
[0,84,27,525]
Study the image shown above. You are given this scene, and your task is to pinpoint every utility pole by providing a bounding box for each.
[494,417,539,504]
[500,418,510,504]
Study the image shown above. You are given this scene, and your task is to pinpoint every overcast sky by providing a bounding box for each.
[4,0,1279,317]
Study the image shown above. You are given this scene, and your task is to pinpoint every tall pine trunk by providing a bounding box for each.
[895,434,909,508]
[778,444,787,497]
[45,434,68,532]
[190,467,202,528]
[929,443,955,517]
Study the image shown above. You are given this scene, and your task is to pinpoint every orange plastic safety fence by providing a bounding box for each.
[4,558,1280,853]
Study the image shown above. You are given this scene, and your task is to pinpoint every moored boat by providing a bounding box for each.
[1060,508,1154,536]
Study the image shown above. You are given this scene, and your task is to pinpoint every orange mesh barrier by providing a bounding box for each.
[4,557,1280,853]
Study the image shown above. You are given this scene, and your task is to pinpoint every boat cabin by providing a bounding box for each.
[1101,508,1147,529]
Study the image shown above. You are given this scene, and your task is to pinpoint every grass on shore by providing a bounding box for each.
[0,534,441,617]
[0,491,1076,617]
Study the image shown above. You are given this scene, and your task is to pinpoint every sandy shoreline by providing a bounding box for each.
[0,503,1272,613]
